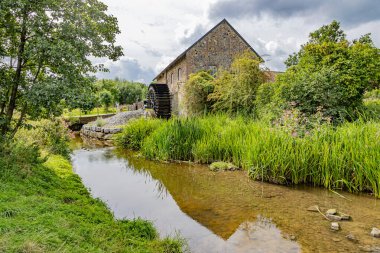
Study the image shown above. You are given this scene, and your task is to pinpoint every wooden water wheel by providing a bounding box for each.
[145,83,171,119]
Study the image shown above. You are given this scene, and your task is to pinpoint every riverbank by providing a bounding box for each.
[114,115,380,197]
[0,122,184,252]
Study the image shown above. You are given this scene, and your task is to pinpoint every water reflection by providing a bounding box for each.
[71,144,380,253]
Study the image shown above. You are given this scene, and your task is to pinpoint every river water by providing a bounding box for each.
[71,139,380,253]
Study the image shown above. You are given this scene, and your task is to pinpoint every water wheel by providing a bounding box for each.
[145,83,171,119]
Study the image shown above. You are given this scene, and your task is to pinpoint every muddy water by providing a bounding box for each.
[71,141,380,253]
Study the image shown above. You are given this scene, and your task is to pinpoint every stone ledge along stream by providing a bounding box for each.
[71,137,380,253]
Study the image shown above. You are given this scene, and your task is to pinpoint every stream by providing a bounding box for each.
[71,138,380,253]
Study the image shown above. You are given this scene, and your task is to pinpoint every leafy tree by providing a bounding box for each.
[279,21,380,122]
[209,51,268,115]
[0,0,123,138]
[99,90,113,112]
[183,71,215,115]
[117,82,147,105]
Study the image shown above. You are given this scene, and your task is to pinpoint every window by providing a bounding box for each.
[178,68,182,80]
[170,73,174,84]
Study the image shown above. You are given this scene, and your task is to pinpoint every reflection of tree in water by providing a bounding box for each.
[121,153,169,199]
[113,149,258,240]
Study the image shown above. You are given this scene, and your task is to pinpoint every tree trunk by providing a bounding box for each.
[1,12,28,136]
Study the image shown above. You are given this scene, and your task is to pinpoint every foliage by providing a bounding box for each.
[95,79,148,105]
[15,119,70,158]
[280,21,380,122]
[364,89,380,100]
[114,118,162,150]
[0,150,185,252]
[116,115,380,197]
[209,51,268,115]
[99,90,113,112]
[142,118,205,161]
[183,71,214,115]
[0,0,123,138]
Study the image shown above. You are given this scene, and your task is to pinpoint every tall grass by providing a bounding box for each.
[115,115,380,197]
[114,118,162,150]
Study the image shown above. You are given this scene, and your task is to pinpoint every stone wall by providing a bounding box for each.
[186,21,258,75]
[155,20,260,115]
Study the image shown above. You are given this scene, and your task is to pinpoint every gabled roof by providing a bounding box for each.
[153,19,263,81]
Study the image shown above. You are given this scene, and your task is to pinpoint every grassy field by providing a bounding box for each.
[115,116,380,197]
[63,107,119,117]
[0,121,184,253]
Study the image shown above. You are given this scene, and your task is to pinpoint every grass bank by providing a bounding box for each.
[115,116,380,197]
[0,122,184,252]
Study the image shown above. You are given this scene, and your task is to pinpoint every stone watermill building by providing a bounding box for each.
[153,19,263,115]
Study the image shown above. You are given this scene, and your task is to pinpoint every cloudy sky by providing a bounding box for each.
[96,0,380,83]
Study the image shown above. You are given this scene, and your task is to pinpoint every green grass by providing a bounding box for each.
[114,118,162,150]
[0,147,184,252]
[63,107,119,117]
[116,115,380,197]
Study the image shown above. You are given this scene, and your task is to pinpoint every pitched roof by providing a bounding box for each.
[153,19,263,81]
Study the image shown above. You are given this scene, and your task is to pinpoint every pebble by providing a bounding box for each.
[371,227,380,238]
[307,205,319,212]
[326,209,337,215]
[327,214,342,221]
[346,234,358,243]
[331,222,340,231]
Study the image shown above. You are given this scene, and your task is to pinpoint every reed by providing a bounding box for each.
[116,115,380,197]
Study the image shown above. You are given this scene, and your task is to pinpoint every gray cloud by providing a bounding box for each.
[131,40,163,58]
[96,58,155,83]
[209,0,380,26]
[179,24,209,45]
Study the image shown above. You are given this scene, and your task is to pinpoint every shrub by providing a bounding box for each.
[99,90,113,112]
[183,71,214,116]
[15,119,70,158]
[209,51,268,115]
[279,21,380,122]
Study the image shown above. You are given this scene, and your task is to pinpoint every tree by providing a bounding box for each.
[183,71,214,116]
[279,21,380,122]
[0,0,123,138]
[209,51,268,115]
[99,90,113,112]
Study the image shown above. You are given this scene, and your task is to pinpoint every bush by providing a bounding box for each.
[183,71,214,116]
[15,119,70,158]
[99,90,113,112]
[0,141,41,176]
[278,21,380,122]
[114,118,162,150]
[209,51,268,115]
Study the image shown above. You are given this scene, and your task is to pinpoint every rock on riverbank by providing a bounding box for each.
[81,110,145,141]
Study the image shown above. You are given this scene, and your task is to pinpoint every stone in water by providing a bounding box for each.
[331,222,340,231]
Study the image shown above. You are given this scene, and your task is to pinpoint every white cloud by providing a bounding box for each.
[95,0,380,81]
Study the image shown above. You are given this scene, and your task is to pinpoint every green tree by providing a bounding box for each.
[183,71,215,115]
[99,90,113,112]
[117,82,147,105]
[209,51,268,115]
[0,0,123,138]
[279,21,380,121]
